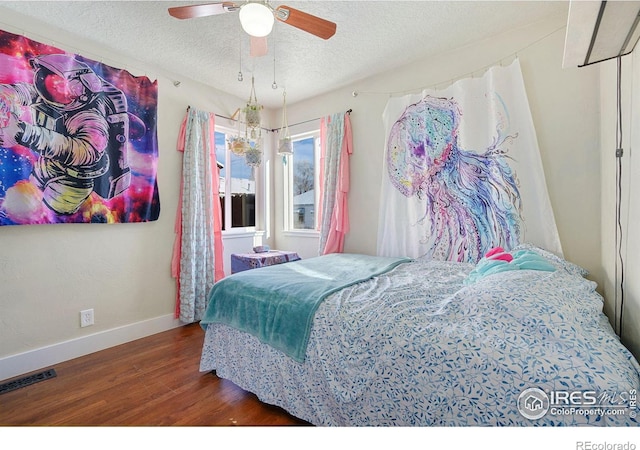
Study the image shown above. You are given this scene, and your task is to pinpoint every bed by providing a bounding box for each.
[199,244,640,426]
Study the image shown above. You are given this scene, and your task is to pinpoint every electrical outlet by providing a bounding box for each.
[80,309,94,328]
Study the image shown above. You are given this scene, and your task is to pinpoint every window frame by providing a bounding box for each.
[214,125,257,234]
[283,129,321,233]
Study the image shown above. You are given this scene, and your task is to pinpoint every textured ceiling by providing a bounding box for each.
[0,1,569,108]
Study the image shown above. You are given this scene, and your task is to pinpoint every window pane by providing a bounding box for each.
[230,151,255,228]
[215,131,226,230]
[292,137,315,229]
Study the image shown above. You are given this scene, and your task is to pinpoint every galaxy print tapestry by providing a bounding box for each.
[377,59,561,263]
[0,29,159,226]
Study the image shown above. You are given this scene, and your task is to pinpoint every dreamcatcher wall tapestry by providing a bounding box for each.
[0,29,160,226]
[377,59,561,262]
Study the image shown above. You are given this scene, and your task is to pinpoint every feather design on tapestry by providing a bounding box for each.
[386,95,523,262]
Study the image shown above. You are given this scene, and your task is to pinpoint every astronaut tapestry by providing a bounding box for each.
[0,29,160,226]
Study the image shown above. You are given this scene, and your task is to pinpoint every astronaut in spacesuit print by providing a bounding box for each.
[0,53,131,215]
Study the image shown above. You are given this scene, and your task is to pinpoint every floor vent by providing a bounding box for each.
[0,369,57,395]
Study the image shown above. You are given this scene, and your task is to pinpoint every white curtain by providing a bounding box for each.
[377,59,561,262]
[172,107,224,323]
[318,112,352,255]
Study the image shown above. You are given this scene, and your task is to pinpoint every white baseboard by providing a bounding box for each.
[0,314,183,382]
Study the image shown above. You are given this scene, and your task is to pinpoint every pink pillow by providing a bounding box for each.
[485,247,514,262]
[485,247,504,257]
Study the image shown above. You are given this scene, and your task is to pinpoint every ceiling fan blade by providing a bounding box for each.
[250,36,268,57]
[168,2,238,20]
[275,5,337,40]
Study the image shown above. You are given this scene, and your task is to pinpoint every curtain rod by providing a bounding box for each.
[206,108,352,133]
[280,109,352,131]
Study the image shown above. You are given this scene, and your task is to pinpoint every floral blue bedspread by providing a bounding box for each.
[201,253,410,363]
[199,245,640,426]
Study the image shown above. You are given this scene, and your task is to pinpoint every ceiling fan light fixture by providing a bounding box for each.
[239,3,274,38]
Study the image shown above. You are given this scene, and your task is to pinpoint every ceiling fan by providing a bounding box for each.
[168,1,337,56]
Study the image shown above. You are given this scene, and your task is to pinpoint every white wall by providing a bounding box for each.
[0,7,261,381]
[276,13,604,290]
[600,54,640,360]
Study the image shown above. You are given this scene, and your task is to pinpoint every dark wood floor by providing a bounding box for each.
[0,323,310,426]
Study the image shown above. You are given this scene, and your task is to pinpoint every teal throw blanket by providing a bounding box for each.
[200,253,411,362]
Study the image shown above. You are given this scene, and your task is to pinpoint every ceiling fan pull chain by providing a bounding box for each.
[272,26,278,89]
[238,27,244,82]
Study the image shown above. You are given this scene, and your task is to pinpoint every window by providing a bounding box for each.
[215,128,256,230]
[286,131,320,230]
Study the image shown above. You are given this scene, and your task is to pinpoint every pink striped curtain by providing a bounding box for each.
[171,107,224,323]
[318,112,353,255]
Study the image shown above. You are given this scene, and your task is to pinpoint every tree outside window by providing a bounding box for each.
[290,134,319,230]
